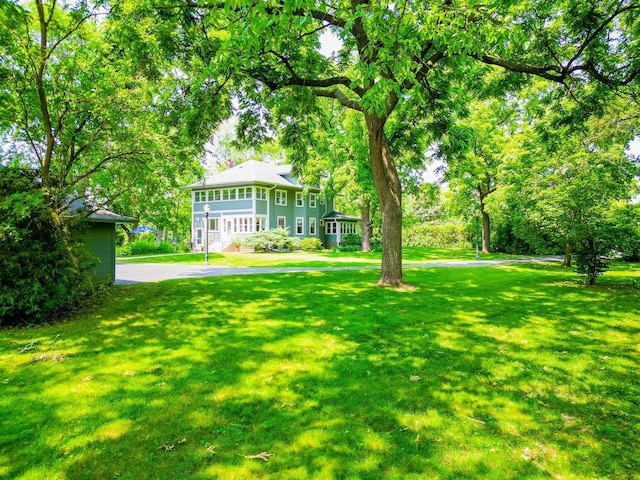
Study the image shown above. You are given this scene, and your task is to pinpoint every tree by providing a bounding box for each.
[1,1,223,211]
[503,93,640,282]
[119,0,640,285]
[437,96,520,253]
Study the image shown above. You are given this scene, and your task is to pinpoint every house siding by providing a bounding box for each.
[80,222,115,283]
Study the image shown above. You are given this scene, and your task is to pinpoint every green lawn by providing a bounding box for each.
[1,263,639,479]
[117,246,524,267]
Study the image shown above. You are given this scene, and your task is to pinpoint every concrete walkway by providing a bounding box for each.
[115,257,563,285]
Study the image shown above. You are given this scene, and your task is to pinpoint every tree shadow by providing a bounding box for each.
[0,263,637,479]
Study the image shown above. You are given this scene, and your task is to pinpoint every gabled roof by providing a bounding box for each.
[322,210,361,222]
[66,198,136,224]
[184,160,317,190]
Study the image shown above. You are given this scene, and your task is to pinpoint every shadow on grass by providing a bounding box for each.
[0,263,638,479]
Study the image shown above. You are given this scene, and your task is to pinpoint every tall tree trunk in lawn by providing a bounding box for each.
[562,242,572,267]
[365,113,403,286]
[361,197,372,253]
[481,210,491,254]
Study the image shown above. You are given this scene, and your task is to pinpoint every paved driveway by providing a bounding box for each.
[115,257,562,284]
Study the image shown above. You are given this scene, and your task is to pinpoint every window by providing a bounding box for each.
[237,187,252,200]
[194,191,205,202]
[214,190,221,201]
[309,193,317,208]
[277,216,286,229]
[296,192,303,207]
[326,222,337,234]
[222,189,230,201]
[207,190,214,202]
[255,216,266,231]
[339,222,358,235]
[309,217,317,235]
[196,228,203,244]
[275,189,287,206]
[296,217,304,235]
[209,218,219,231]
[256,187,267,200]
[229,189,237,200]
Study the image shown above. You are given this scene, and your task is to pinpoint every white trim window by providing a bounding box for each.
[277,216,286,229]
[326,221,337,234]
[196,228,203,244]
[340,223,358,235]
[255,216,267,231]
[209,218,219,231]
[309,217,316,235]
[275,189,287,206]
[295,192,304,207]
[296,217,304,235]
[309,193,317,208]
[194,191,206,202]
[256,187,267,200]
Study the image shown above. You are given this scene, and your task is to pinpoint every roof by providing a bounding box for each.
[322,210,361,222]
[66,198,137,224]
[184,160,318,190]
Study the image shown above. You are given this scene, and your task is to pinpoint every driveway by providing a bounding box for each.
[115,257,563,284]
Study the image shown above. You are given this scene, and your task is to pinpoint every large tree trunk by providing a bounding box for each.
[365,113,403,286]
[361,197,372,252]
[481,210,491,254]
[562,242,572,267]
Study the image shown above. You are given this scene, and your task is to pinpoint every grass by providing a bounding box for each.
[0,262,639,479]
[117,246,525,267]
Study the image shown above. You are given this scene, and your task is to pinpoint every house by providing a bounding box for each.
[183,160,360,251]
[67,199,136,283]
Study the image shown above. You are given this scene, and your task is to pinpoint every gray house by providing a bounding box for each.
[184,160,360,251]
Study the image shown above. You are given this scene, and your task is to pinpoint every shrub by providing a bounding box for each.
[403,223,468,248]
[340,234,362,247]
[174,241,191,253]
[242,228,299,252]
[574,237,611,285]
[125,239,175,256]
[299,237,323,251]
[0,166,92,326]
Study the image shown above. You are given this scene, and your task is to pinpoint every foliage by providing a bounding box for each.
[241,228,300,252]
[117,240,178,257]
[98,0,640,286]
[1,264,639,478]
[404,223,469,249]
[493,90,640,278]
[299,237,323,252]
[574,237,611,285]
[609,203,640,262]
[0,166,92,326]
[0,1,215,233]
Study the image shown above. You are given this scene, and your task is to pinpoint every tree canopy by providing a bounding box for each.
[129,0,640,285]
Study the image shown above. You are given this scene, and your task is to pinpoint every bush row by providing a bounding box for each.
[403,223,469,248]
[117,239,190,257]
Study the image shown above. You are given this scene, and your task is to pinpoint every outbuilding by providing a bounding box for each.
[68,200,136,283]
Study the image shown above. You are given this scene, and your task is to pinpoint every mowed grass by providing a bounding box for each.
[116,246,525,267]
[0,263,639,479]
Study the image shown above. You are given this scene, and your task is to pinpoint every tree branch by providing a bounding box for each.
[312,88,363,111]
